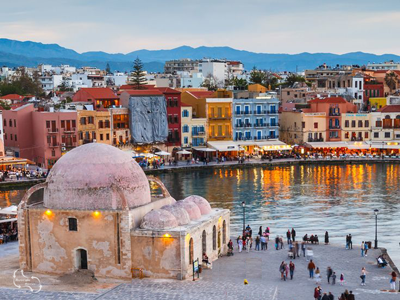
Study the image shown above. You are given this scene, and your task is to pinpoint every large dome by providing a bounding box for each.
[43,143,151,210]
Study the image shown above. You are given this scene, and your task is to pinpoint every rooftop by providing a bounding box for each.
[378,105,400,113]
[79,88,117,100]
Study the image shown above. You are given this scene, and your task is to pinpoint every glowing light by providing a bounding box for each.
[163,233,171,238]
[93,211,101,217]
[45,209,52,216]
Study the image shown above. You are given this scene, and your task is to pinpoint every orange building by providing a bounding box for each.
[73,88,119,109]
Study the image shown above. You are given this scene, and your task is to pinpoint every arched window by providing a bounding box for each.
[202,230,206,254]
[212,225,216,250]
[189,238,194,264]
[222,220,226,244]
[396,115,400,119]
[385,115,391,119]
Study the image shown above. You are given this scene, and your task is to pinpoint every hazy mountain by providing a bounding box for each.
[0,38,399,72]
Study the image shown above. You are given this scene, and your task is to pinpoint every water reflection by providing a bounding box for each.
[158,164,400,266]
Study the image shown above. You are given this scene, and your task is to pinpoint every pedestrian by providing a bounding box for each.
[313,286,321,300]
[361,241,365,257]
[275,236,279,250]
[285,262,289,280]
[345,235,349,249]
[328,292,334,300]
[348,234,353,249]
[332,272,336,285]
[238,237,243,252]
[296,241,300,257]
[327,266,333,283]
[291,228,296,242]
[289,261,295,280]
[301,241,306,257]
[246,237,250,253]
[340,273,344,285]
[255,235,260,251]
[286,229,291,244]
[258,226,263,237]
[390,271,397,290]
[364,241,368,256]
[308,260,316,278]
[279,236,284,249]
[321,293,329,300]
[325,231,329,245]
[237,235,241,251]
[360,267,367,286]
[279,261,286,281]
[347,291,355,300]
[315,267,321,284]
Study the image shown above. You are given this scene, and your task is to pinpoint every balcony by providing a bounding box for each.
[47,128,58,134]
[235,123,252,128]
[253,123,267,128]
[329,113,340,117]
[63,127,76,133]
[267,110,278,115]
[329,126,341,130]
[209,115,231,120]
[192,131,205,136]
[254,110,267,115]
[308,138,324,142]
[267,123,279,127]
[48,143,59,148]
[350,137,363,141]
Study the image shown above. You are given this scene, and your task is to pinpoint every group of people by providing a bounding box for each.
[314,287,356,300]
[0,227,18,244]
[279,261,295,280]
[0,167,47,181]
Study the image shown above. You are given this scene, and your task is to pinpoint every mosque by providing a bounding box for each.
[17,143,230,280]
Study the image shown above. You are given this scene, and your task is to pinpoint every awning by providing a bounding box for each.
[207,141,240,152]
[255,140,291,151]
[176,150,192,155]
[305,142,348,148]
[368,141,400,149]
[155,151,171,156]
[192,147,216,152]
[0,205,17,215]
[0,218,17,224]
[346,142,371,150]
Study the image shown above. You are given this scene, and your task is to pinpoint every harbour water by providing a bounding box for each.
[2,163,400,266]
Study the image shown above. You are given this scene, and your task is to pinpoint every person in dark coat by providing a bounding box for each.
[327,292,334,300]
[258,226,263,237]
[291,228,296,242]
[321,293,329,300]
[325,231,329,244]
[286,229,291,244]
[347,291,355,300]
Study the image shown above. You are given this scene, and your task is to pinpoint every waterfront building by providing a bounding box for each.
[3,104,78,169]
[279,84,309,104]
[232,96,279,141]
[110,107,130,145]
[73,88,119,109]
[18,143,230,279]
[181,90,215,118]
[181,105,207,148]
[77,110,111,146]
[341,113,371,142]
[370,105,400,143]
[206,98,232,141]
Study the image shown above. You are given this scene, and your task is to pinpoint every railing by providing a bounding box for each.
[235,124,252,128]
[308,138,324,142]
[267,123,279,127]
[254,110,267,115]
[48,143,59,148]
[329,113,340,116]
[350,137,363,141]
[63,127,76,133]
[329,126,341,129]
[47,128,58,133]
[209,115,231,120]
[253,123,267,128]
[192,131,205,136]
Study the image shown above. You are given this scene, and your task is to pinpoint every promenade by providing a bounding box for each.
[0,241,398,299]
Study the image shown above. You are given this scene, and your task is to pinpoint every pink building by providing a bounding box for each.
[3,104,78,169]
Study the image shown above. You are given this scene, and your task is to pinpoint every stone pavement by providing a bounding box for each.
[0,242,398,299]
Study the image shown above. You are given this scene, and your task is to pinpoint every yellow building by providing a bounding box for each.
[370,97,387,111]
[77,110,112,145]
[248,84,267,93]
[206,98,233,141]
[181,105,207,147]
[341,113,371,141]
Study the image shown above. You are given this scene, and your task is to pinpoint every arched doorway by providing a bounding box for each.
[76,249,88,270]
[202,230,207,254]
[189,238,194,264]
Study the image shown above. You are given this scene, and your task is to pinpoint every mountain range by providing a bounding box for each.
[0,38,399,73]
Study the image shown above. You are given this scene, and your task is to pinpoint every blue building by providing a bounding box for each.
[232,96,280,141]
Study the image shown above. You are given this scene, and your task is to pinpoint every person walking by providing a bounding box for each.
[364,241,368,256]
[285,262,289,280]
[258,226,263,237]
[255,236,260,251]
[313,286,321,300]
[349,234,353,249]
[279,261,286,281]
[315,267,321,284]
[339,273,344,285]
[390,271,397,291]
[321,293,329,300]
[308,260,316,278]
[332,272,336,285]
[327,267,333,284]
[246,237,251,253]
[325,231,329,245]
[286,229,291,244]
[275,236,279,250]
[347,291,355,300]
[279,236,284,249]
[238,237,243,252]
[361,241,365,257]
[291,228,296,242]
[327,292,334,300]
[289,261,295,280]
[301,241,306,257]
[360,267,367,286]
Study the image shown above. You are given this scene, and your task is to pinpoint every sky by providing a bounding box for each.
[1,0,400,55]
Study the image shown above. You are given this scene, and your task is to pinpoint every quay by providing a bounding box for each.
[0,240,398,299]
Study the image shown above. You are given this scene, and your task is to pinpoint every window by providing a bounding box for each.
[351,120,356,128]
[79,132,83,140]
[182,110,189,117]
[105,120,110,128]
[106,133,110,140]
[9,120,12,127]
[80,117,86,125]
[174,115,178,123]
[88,116,94,124]
[10,134,12,140]
[302,122,305,129]
[202,230,207,254]
[183,125,189,133]
[358,120,363,127]
[14,119,16,127]
[98,120,104,128]
[374,132,379,138]
[345,120,349,128]
[189,238,194,264]
[51,150,55,157]
[314,122,318,129]
[14,135,17,141]
[345,132,349,139]
[100,134,103,141]
[213,225,216,250]
[184,137,188,144]
[365,120,369,127]
[72,120,76,128]
[3,119,5,127]
[385,132,391,138]
[68,218,77,231]
[365,132,369,138]
[61,120,65,128]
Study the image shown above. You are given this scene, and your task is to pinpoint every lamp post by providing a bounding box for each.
[242,201,246,236]
[374,209,379,249]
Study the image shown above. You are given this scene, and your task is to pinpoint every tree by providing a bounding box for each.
[201,74,220,91]
[263,73,279,90]
[284,73,306,88]
[0,68,43,96]
[249,67,266,85]
[131,58,147,89]
[58,79,73,92]
[384,71,398,95]
[106,77,115,87]
[232,77,248,90]
[106,63,111,74]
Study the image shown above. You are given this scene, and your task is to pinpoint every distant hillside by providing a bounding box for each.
[0,38,399,72]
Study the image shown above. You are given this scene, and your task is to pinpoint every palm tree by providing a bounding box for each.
[384,71,398,95]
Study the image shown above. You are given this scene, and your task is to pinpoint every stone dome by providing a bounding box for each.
[175,200,202,221]
[43,143,151,210]
[183,195,212,215]
[162,204,191,225]
[140,209,178,230]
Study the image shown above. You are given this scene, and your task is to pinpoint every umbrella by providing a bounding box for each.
[155,151,171,156]
[176,150,192,155]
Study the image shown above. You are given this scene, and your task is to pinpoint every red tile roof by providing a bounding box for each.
[187,91,215,98]
[120,84,156,90]
[378,105,400,112]
[308,97,348,104]
[80,88,117,100]
[0,94,24,100]
[121,90,163,96]
[154,87,181,94]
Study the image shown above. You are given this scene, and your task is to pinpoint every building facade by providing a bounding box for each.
[110,108,130,145]
[77,110,112,146]
[181,105,207,148]
[206,98,233,141]
[341,113,371,142]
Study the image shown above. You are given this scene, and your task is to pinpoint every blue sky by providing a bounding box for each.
[1,0,399,54]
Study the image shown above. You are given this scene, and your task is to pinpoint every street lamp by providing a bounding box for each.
[374,209,379,249]
[242,201,246,236]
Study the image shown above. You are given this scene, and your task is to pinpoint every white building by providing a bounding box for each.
[180,72,204,88]
[198,59,227,84]
[367,61,400,71]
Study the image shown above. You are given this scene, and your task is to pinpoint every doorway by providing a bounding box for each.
[76,249,88,269]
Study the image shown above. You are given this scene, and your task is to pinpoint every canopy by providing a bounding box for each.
[207,141,240,152]
[0,205,18,215]
[176,150,192,155]
[255,140,291,151]
[305,142,348,149]
[346,142,371,150]
[155,151,171,156]
[193,147,216,152]
[0,218,17,224]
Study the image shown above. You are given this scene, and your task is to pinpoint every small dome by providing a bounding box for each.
[162,204,191,225]
[43,143,151,210]
[175,200,202,221]
[184,195,212,215]
[140,209,178,230]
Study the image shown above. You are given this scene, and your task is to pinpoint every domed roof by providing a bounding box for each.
[183,195,212,215]
[140,209,178,230]
[43,143,151,210]
[175,200,202,221]
[161,204,191,225]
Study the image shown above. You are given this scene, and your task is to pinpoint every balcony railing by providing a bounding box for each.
[209,115,231,120]
[47,128,58,133]
[350,137,363,141]
[254,110,267,115]
[329,126,341,129]
[308,138,324,142]
[235,124,252,128]
[253,123,267,128]
[63,127,76,133]
[48,143,59,148]
[267,123,279,127]
[192,131,205,136]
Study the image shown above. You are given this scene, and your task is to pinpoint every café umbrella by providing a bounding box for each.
[176,150,192,155]
[155,151,171,156]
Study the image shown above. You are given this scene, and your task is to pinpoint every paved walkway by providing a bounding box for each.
[0,242,398,299]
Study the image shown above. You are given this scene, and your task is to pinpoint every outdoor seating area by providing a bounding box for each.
[0,205,18,245]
